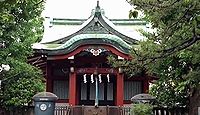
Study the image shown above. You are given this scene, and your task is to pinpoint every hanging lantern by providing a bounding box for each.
[70,67,74,73]
[107,74,110,83]
[119,67,123,73]
[91,74,94,83]
[98,74,102,83]
[83,74,87,83]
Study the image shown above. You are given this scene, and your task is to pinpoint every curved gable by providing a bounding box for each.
[46,44,131,60]
[36,34,132,56]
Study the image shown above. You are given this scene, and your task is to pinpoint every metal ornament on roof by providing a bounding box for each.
[84,47,107,56]
[90,49,102,56]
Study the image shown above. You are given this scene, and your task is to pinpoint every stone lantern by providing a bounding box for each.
[131,93,155,104]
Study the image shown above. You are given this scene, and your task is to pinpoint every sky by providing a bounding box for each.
[42,0,133,19]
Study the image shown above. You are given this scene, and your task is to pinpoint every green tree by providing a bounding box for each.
[109,0,199,114]
[0,0,45,107]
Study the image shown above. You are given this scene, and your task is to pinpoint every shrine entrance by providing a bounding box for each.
[71,47,120,106]
[77,74,116,106]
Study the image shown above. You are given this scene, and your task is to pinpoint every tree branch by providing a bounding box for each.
[152,4,193,43]
[165,5,193,33]
[34,0,44,6]
[127,0,180,9]
[152,36,199,60]
[158,25,199,53]
[138,34,200,65]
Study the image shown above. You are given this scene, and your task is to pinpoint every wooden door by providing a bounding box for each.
[78,75,116,106]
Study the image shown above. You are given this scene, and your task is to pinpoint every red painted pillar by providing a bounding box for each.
[116,72,124,106]
[46,79,53,92]
[143,79,149,93]
[69,71,77,105]
[46,61,53,92]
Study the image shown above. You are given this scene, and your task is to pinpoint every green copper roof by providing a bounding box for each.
[36,34,134,55]
[55,34,131,50]
[45,44,62,48]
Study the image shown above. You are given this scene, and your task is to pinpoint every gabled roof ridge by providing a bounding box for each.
[41,1,138,44]
[49,18,145,22]
[41,15,94,44]
[100,13,137,44]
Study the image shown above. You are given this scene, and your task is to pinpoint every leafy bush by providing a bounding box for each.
[131,103,153,115]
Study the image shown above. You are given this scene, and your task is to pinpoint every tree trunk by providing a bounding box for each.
[189,87,200,115]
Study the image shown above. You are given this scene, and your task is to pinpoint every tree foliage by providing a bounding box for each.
[109,0,200,108]
[0,0,45,107]
[131,103,153,115]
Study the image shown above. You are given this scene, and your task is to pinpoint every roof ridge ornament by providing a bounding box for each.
[95,0,101,13]
[97,0,100,8]
[90,0,105,17]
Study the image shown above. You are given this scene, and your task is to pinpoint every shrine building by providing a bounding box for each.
[31,2,151,106]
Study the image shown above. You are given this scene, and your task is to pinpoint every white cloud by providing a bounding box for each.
[42,0,133,19]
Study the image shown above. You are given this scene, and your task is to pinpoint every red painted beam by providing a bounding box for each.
[76,68,117,74]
